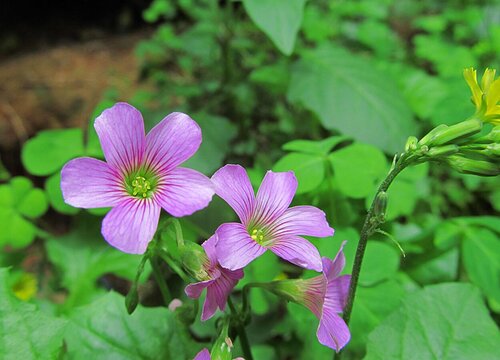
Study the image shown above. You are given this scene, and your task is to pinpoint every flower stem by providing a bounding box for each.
[150,257,172,306]
[228,297,253,360]
[342,154,410,326]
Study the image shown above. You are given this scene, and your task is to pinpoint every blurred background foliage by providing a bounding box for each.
[0,0,499,359]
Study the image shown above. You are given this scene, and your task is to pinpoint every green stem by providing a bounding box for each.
[228,297,253,360]
[150,257,172,306]
[342,155,409,326]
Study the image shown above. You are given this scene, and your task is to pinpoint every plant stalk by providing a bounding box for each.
[228,297,253,360]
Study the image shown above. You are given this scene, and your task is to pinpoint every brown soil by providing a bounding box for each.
[0,31,149,157]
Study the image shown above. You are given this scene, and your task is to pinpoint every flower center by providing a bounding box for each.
[131,176,152,198]
[250,228,266,245]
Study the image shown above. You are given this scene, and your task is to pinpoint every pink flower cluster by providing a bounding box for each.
[61,103,350,352]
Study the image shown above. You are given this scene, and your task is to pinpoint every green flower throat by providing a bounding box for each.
[125,171,158,199]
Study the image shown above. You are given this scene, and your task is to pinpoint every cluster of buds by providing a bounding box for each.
[403,68,500,176]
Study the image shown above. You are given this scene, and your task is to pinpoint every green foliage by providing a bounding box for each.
[0,268,67,359]
[0,177,48,248]
[365,283,500,359]
[64,291,191,359]
[288,46,416,153]
[243,0,307,55]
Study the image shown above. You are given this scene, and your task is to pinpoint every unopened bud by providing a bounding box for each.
[178,241,210,281]
[447,155,499,176]
[374,192,388,221]
[125,284,139,314]
[487,126,500,142]
[211,320,232,360]
[426,144,459,158]
[419,124,448,146]
[405,136,418,152]
[430,119,483,146]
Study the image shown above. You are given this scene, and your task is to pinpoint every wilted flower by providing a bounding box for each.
[61,103,214,254]
[211,165,333,272]
[185,235,244,321]
[463,67,500,124]
[265,243,351,352]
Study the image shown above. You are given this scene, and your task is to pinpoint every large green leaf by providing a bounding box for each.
[274,153,325,194]
[0,268,67,359]
[64,292,190,359]
[243,0,307,55]
[21,128,84,176]
[288,46,416,153]
[365,283,500,360]
[45,216,145,309]
[462,228,500,310]
[329,143,388,199]
[349,279,406,352]
[282,136,350,156]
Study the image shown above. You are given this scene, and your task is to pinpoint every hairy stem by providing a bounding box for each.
[342,154,410,326]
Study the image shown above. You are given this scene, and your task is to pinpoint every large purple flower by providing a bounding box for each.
[185,235,244,320]
[211,164,333,272]
[269,243,351,351]
[61,102,214,254]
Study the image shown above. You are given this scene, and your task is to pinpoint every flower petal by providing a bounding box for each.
[155,167,214,217]
[253,171,297,226]
[202,235,218,265]
[144,112,202,174]
[61,157,124,208]
[94,103,146,174]
[193,348,211,360]
[202,286,219,321]
[322,241,347,282]
[325,274,351,313]
[271,206,334,238]
[215,223,266,270]
[211,164,255,224]
[316,308,351,352]
[269,235,322,272]
[205,270,242,319]
[185,279,215,299]
[101,198,160,254]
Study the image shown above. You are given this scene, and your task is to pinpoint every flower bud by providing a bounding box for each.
[447,155,500,176]
[429,119,483,146]
[125,284,139,314]
[405,136,418,152]
[419,124,448,146]
[210,321,232,360]
[178,241,210,281]
[374,192,388,220]
[426,144,460,158]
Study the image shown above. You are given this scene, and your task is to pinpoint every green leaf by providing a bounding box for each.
[45,216,146,309]
[243,0,307,55]
[21,128,84,176]
[462,228,500,310]
[358,241,400,286]
[274,153,325,194]
[0,268,67,359]
[408,248,459,284]
[17,188,48,219]
[329,143,388,199]
[288,46,416,153]
[65,292,190,359]
[349,279,406,351]
[0,155,10,181]
[183,114,237,175]
[282,136,350,155]
[45,172,79,215]
[0,209,37,248]
[365,283,500,360]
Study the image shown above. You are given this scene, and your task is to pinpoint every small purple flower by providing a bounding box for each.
[61,103,214,254]
[211,164,333,271]
[269,243,351,351]
[193,348,244,360]
[185,235,244,321]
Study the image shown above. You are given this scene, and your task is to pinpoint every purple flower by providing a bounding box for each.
[193,348,244,360]
[185,234,244,321]
[268,243,351,351]
[211,164,333,271]
[61,103,214,254]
